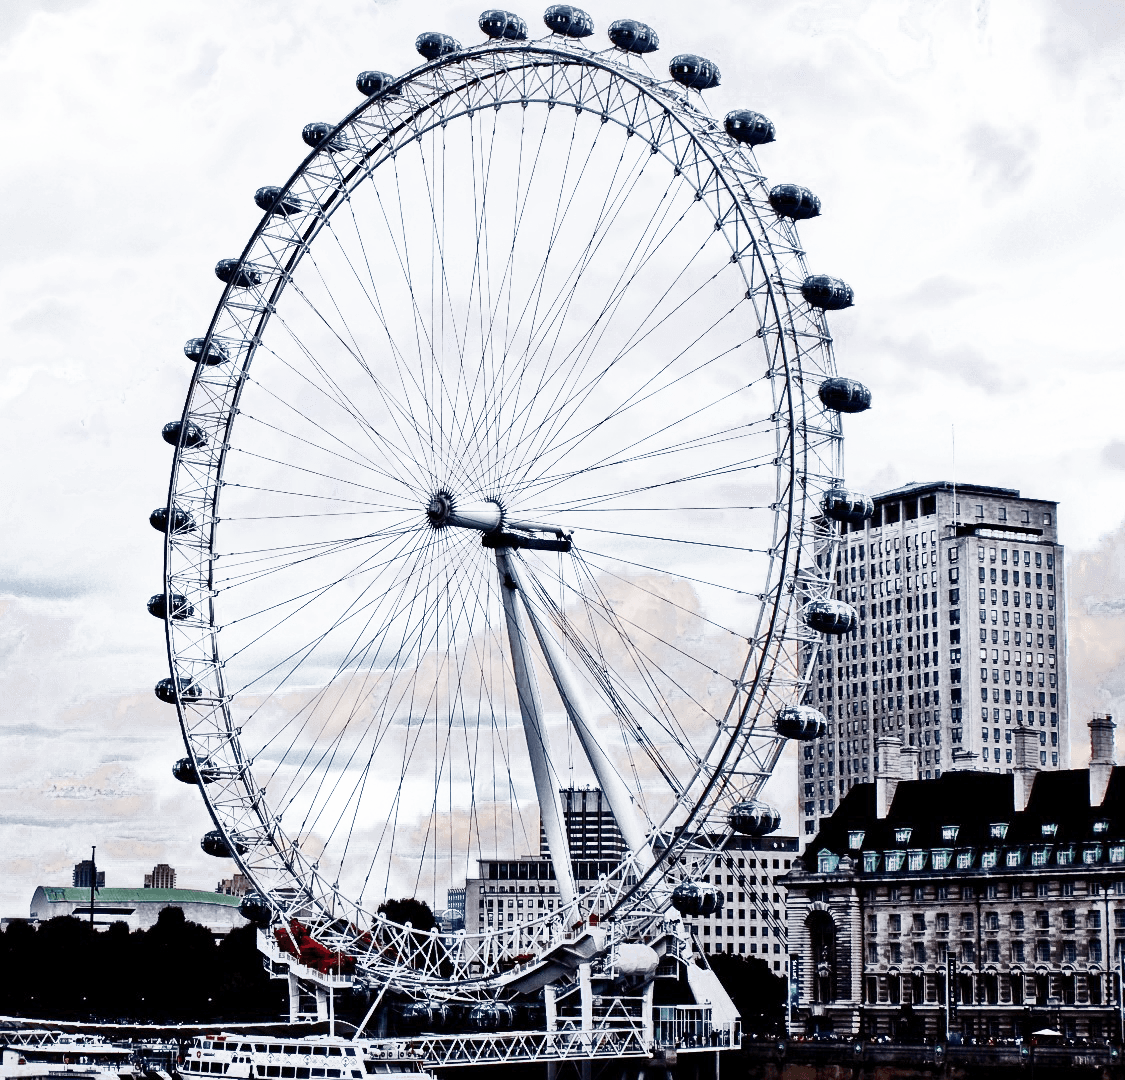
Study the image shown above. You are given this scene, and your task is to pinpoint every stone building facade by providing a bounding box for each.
[785,718,1121,1041]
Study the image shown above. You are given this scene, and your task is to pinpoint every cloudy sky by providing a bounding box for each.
[0,0,1123,917]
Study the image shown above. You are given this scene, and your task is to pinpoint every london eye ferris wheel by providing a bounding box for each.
[150,5,871,1003]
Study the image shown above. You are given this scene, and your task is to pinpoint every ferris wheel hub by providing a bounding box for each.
[426,491,504,532]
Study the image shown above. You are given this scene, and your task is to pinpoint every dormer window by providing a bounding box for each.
[848,830,866,850]
[941,825,959,842]
[1041,823,1058,838]
[863,851,880,873]
[895,827,913,844]
[818,850,840,873]
[990,823,1009,839]
[885,851,905,872]
[956,849,973,869]
[1093,820,1110,834]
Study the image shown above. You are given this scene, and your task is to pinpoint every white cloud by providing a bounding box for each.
[81,49,127,91]
[27,18,64,46]
[148,36,229,108]
[1093,436,1125,474]
[346,0,382,29]
[1068,520,1125,767]
[832,270,1030,400]
[729,32,931,136]
[0,68,42,126]
[194,105,222,134]
[239,35,274,70]
[940,105,1044,212]
[1017,0,1125,135]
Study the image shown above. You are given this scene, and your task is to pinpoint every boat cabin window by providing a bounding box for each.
[328,1049,342,1057]
[344,1050,356,1058]
[284,1047,298,1056]
[269,1047,282,1055]
[313,1049,327,1057]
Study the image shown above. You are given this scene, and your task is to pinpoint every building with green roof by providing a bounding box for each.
[29,886,247,935]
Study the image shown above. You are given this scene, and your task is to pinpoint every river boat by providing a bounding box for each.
[0,1030,138,1080]
[177,1035,432,1080]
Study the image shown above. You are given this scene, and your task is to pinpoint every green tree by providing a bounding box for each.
[376,897,436,932]
[707,953,787,1035]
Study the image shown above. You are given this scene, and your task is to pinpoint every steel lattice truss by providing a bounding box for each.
[161,34,844,1002]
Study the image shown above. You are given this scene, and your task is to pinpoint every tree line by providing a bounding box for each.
[0,909,285,1023]
[0,904,785,1032]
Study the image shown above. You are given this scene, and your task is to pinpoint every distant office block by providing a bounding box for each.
[216,873,250,896]
[72,860,105,889]
[144,863,176,889]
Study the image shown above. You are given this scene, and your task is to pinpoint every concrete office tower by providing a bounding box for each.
[144,863,176,889]
[799,482,1068,838]
[538,786,628,861]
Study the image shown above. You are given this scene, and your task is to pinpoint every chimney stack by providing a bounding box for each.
[1089,715,1116,808]
[1012,720,1039,811]
[949,747,976,774]
[875,736,904,819]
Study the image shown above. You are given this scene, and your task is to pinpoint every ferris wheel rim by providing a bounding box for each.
[158,27,846,985]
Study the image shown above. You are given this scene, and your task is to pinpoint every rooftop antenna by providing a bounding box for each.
[950,424,957,529]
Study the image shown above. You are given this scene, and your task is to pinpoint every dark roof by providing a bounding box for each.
[873,480,1020,502]
[807,768,1124,863]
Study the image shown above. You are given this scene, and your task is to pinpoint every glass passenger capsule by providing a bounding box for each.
[147,594,195,621]
[729,800,782,836]
[183,337,229,366]
[214,260,263,289]
[469,1003,514,1030]
[544,5,594,36]
[774,705,828,741]
[479,10,528,39]
[200,832,248,855]
[148,508,196,537]
[769,184,821,220]
[818,377,872,414]
[160,416,207,445]
[254,186,304,216]
[669,54,720,90]
[416,31,460,59]
[670,880,724,917]
[356,70,398,96]
[724,110,775,146]
[821,488,874,525]
[608,19,659,53]
[172,751,220,783]
[239,893,273,927]
[302,122,346,152]
[801,274,854,310]
[154,679,202,706]
[803,598,858,636]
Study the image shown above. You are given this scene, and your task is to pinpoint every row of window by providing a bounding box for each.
[872,908,1111,933]
[980,546,1054,568]
[871,938,1107,965]
[981,587,1054,610]
[859,970,1090,1012]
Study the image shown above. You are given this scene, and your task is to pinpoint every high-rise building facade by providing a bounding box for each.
[800,482,1067,838]
[538,786,627,861]
[144,863,176,889]
[72,860,105,889]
